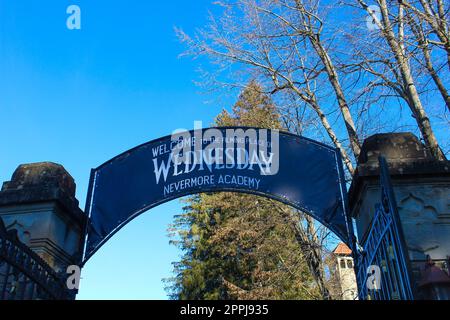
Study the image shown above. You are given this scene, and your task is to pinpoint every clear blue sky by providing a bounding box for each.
[0,0,227,299]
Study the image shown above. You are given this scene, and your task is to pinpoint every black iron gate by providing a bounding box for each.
[356,156,414,300]
[0,218,72,300]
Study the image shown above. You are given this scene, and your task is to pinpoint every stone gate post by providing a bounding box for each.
[349,133,450,299]
[0,162,86,273]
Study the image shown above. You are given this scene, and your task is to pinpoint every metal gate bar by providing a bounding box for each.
[356,156,414,300]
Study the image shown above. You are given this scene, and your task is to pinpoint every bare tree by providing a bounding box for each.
[259,0,362,158]
[352,0,446,160]
[406,9,450,111]
[400,0,450,68]
[176,0,361,173]
[276,205,333,299]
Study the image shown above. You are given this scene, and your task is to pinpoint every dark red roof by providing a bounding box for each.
[333,242,352,255]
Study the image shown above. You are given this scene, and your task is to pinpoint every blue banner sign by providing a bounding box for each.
[83,127,351,263]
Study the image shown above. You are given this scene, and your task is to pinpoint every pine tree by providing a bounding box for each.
[166,81,321,300]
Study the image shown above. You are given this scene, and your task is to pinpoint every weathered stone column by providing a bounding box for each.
[0,162,86,273]
[349,133,450,299]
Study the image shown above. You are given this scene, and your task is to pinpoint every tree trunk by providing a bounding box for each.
[403,0,450,69]
[312,38,362,159]
[408,13,450,111]
[279,207,331,300]
[421,40,450,112]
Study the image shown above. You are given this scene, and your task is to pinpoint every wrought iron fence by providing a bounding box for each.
[0,218,72,300]
[356,156,414,300]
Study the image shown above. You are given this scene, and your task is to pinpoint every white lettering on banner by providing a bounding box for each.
[163,174,261,196]
[152,122,279,194]
[152,122,279,184]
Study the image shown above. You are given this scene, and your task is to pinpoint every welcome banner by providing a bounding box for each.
[83,127,351,263]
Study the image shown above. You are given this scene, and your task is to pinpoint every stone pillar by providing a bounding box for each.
[349,133,450,299]
[0,162,86,273]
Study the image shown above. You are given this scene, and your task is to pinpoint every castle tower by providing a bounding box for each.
[331,242,358,300]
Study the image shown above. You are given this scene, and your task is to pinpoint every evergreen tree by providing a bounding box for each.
[166,81,321,300]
